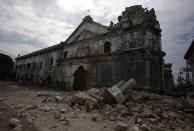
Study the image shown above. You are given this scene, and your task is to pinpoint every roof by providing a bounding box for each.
[15,16,108,61]
[15,43,64,60]
[65,17,108,44]
[184,39,194,60]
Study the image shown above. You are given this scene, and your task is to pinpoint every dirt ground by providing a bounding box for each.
[0,81,194,131]
[0,81,115,131]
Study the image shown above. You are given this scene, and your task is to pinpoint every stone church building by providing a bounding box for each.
[15,5,167,91]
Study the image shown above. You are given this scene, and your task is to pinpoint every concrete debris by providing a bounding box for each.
[162,111,179,120]
[0,98,7,101]
[60,108,66,113]
[39,106,52,112]
[87,88,101,96]
[14,104,24,109]
[47,97,55,103]
[115,122,128,131]
[132,125,139,131]
[185,96,194,107]
[91,113,97,121]
[71,92,100,110]
[9,118,21,128]
[145,93,162,100]
[55,96,64,103]
[13,124,23,131]
[37,92,49,97]
[75,108,80,112]
[16,113,26,117]
[142,113,159,119]
[1,81,194,131]
[130,90,147,101]
[62,119,69,125]
[59,115,66,121]
[103,79,137,104]
[108,115,116,121]
[25,104,38,110]
[70,112,77,118]
[140,124,149,131]
[54,112,61,119]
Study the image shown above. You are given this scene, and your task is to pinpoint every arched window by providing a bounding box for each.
[104,42,111,53]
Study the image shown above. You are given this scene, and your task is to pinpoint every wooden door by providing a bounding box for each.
[73,66,87,91]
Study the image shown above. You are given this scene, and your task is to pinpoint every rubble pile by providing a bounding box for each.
[70,92,101,110]
[1,80,194,131]
[65,79,194,130]
[100,92,194,130]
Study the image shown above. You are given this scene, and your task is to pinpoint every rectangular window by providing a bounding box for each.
[34,63,36,69]
[50,58,53,65]
[39,62,42,69]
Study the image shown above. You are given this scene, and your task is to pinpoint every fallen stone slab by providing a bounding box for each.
[103,79,137,104]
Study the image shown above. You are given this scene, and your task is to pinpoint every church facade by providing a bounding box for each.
[15,5,166,91]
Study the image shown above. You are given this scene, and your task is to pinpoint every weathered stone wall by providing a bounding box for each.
[15,5,164,91]
[15,48,62,83]
[57,52,162,91]
[15,30,162,90]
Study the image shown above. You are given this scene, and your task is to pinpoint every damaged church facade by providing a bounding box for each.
[15,5,167,91]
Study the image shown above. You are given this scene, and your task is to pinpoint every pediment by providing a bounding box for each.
[74,30,97,41]
[65,21,108,44]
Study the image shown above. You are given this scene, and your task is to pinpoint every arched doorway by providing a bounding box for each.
[73,66,87,91]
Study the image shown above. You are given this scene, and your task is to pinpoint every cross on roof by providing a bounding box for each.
[87,9,90,15]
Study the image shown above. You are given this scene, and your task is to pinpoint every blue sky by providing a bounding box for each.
[0,0,194,81]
